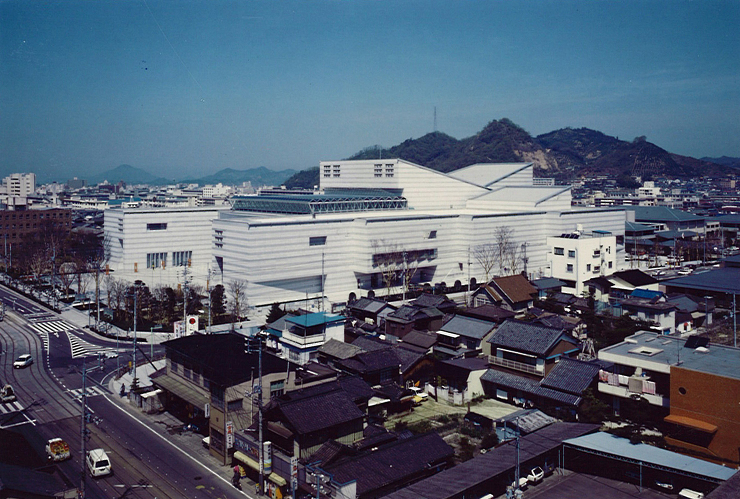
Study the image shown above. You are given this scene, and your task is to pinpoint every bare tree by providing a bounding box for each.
[494,226,514,276]
[109,279,129,319]
[473,243,497,283]
[29,248,50,284]
[228,279,248,321]
[371,240,403,298]
[59,261,76,299]
[506,243,521,275]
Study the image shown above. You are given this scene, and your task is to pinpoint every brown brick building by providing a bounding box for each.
[0,208,71,248]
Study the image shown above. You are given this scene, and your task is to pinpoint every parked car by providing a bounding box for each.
[677,267,693,275]
[678,489,704,499]
[527,466,545,485]
[13,354,33,369]
[86,448,112,477]
[46,438,71,462]
[409,386,428,401]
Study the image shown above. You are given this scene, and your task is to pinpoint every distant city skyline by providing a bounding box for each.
[1,0,738,182]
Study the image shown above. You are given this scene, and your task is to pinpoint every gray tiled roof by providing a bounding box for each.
[480,369,581,406]
[439,315,496,340]
[318,338,365,360]
[531,277,566,290]
[625,205,705,223]
[275,389,364,435]
[487,319,575,356]
[349,297,395,314]
[540,358,601,395]
[665,267,740,294]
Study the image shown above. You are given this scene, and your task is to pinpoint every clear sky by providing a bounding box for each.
[1,0,738,182]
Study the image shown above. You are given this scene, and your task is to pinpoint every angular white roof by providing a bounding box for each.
[448,163,532,187]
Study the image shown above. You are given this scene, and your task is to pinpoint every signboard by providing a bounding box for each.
[263,441,272,475]
[173,320,184,338]
[226,421,234,449]
[186,315,199,334]
[291,456,298,490]
[204,403,210,418]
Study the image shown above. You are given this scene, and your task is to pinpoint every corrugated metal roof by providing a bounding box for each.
[439,315,496,340]
[564,432,737,481]
[540,358,601,395]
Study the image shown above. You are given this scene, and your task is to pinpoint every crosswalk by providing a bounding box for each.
[66,332,119,359]
[0,400,24,415]
[67,386,107,401]
[30,320,75,335]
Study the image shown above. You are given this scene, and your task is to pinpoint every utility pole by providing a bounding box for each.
[132,283,139,390]
[182,266,190,329]
[402,251,407,303]
[245,334,265,495]
[207,267,212,334]
[95,265,100,328]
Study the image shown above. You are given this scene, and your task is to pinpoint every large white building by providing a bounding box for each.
[105,159,627,307]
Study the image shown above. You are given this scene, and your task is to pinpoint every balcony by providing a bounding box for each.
[597,382,668,407]
[489,355,544,377]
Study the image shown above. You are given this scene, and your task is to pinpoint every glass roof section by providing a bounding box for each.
[231,189,408,215]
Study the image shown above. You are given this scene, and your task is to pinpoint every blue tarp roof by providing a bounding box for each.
[630,289,663,300]
[564,432,737,481]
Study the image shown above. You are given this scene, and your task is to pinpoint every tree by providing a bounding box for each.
[371,240,403,298]
[228,279,248,321]
[211,284,226,318]
[59,261,76,299]
[266,303,286,324]
[494,226,515,276]
[473,243,497,283]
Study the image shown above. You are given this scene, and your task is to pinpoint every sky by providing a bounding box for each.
[1,0,738,182]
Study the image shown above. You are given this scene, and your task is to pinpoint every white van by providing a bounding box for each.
[678,489,704,499]
[86,448,112,477]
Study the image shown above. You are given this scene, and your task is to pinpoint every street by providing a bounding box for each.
[0,284,251,499]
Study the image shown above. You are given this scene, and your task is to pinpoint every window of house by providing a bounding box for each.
[270,380,285,398]
[429,230,437,239]
[183,368,192,380]
[568,250,575,258]
[554,247,564,256]
[566,264,573,272]
[170,361,178,373]
[593,250,601,257]
[227,399,243,412]
[608,261,613,269]
[594,265,600,273]
[586,264,592,271]
[192,373,200,385]
[147,223,167,231]
[309,236,327,246]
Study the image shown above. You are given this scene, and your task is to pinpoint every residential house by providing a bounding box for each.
[434,314,498,359]
[616,289,678,334]
[481,357,603,416]
[435,357,489,403]
[346,297,397,329]
[547,229,617,295]
[276,312,346,365]
[471,275,537,314]
[486,319,581,378]
[531,277,566,299]
[384,305,445,338]
[459,304,516,323]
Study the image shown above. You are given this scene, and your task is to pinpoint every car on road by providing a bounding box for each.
[46,438,71,462]
[86,448,112,477]
[677,267,693,275]
[13,354,33,369]
[409,386,428,401]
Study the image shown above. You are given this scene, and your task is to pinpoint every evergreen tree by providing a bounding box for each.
[266,302,286,324]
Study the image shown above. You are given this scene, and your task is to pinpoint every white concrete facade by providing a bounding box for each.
[104,206,228,287]
[213,160,626,306]
[547,231,618,295]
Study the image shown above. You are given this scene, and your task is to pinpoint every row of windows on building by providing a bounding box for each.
[146,250,192,269]
[564,261,613,273]
[1,211,68,220]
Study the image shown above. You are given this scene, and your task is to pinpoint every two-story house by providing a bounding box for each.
[276,312,346,365]
[433,314,498,359]
[486,319,581,378]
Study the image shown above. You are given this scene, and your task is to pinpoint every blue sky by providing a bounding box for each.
[1,0,738,182]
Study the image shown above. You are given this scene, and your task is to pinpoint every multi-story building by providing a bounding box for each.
[547,230,617,296]
[3,172,36,198]
[598,331,740,466]
[0,207,71,254]
[105,160,627,307]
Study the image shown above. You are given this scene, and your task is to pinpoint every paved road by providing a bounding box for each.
[0,284,250,499]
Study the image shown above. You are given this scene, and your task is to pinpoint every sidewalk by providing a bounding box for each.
[60,305,173,346]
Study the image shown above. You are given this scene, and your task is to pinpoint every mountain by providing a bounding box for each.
[702,156,740,168]
[183,167,297,187]
[88,164,170,185]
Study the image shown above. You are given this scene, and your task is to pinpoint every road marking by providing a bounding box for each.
[66,332,119,359]
[0,400,24,414]
[30,320,74,334]
[67,386,108,400]
[0,417,37,429]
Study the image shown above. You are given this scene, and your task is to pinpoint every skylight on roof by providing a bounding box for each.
[629,346,663,357]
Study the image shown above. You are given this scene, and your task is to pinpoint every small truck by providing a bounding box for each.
[45,438,71,462]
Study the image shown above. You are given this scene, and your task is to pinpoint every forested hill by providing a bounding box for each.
[282,118,732,188]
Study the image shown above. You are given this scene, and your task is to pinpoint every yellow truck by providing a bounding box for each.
[45,438,71,462]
